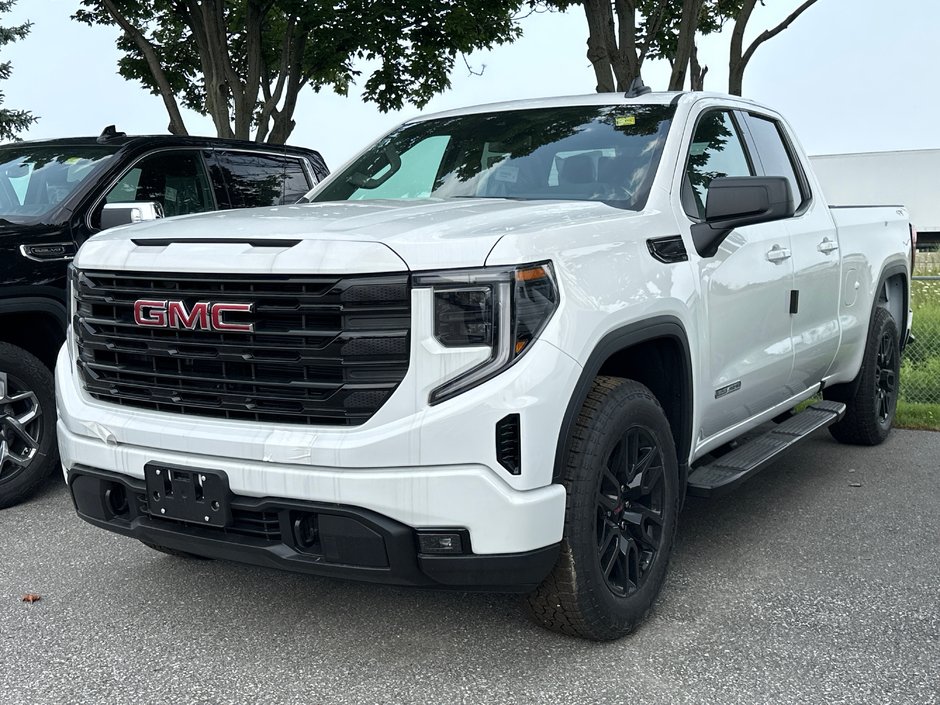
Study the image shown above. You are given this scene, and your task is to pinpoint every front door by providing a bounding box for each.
[683,109,796,441]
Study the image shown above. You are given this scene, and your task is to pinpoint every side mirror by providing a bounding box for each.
[691,176,795,257]
[100,201,164,230]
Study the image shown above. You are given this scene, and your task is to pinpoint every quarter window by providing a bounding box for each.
[684,111,753,220]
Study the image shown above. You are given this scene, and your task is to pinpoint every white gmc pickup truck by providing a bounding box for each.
[56,91,914,640]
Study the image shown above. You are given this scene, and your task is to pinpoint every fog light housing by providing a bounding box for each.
[417,532,465,554]
[292,513,320,550]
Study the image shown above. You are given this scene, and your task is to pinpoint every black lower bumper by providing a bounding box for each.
[68,465,559,592]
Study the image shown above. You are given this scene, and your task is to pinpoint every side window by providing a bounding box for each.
[96,151,214,227]
[214,152,311,208]
[685,111,753,220]
[744,114,808,209]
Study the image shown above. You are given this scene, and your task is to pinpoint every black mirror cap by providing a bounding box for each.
[692,176,795,257]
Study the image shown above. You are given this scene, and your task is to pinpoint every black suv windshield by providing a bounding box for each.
[313,104,676,210]
[0,145,117,223]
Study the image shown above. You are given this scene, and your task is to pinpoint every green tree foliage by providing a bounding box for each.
[0,0,37,142]
[75,0,524,143]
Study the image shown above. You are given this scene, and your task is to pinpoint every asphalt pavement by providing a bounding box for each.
[1,429,938,705]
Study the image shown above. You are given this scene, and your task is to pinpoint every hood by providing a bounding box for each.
[85,198,641,271]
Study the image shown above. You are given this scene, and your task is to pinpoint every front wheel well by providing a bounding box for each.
[0,311,65,370]
[554,322,694,485]
[597,337,691,465]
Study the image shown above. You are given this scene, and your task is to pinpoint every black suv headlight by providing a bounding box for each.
[414,262,559,404]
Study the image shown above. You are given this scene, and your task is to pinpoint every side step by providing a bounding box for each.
[686,400,846,498]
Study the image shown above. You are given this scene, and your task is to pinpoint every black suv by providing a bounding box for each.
[0,129,328,508]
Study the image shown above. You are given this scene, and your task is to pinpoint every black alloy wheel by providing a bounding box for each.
[874,329,898,425]
[825,305,900,446]
[595,427,665,597]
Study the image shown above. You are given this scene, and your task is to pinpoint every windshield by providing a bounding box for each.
[0,145,117,223]
[312,104,675,210]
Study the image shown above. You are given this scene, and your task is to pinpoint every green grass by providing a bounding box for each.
[896,401,940,431]
[897,272,940,430]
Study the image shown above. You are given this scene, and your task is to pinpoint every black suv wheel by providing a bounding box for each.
[0,343,59,509]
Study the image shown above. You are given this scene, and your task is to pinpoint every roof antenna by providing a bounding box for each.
[97,125,126,144]
[624,76,652,99]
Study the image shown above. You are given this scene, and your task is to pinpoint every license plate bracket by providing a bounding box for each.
[144,463,232,527]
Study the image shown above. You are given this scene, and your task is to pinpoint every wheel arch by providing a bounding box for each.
[0,297,68,370]
[553,316,694,485]
[826,261,908,402]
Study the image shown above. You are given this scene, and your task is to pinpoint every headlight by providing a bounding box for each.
[414,262,559,404]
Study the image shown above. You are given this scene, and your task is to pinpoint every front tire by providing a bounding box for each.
[825,306,900,446]
[527,377,679,641]
[0,343,59,509]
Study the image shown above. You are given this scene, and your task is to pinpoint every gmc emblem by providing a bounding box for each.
[133,299,255,332]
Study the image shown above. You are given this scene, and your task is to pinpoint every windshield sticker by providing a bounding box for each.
[690,142,708,156]
[493,166,519,183]
[615,115,636,127]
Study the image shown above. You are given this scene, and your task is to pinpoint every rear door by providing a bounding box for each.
[740,111,841,393]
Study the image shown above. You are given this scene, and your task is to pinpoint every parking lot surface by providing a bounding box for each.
[1,429,938,705]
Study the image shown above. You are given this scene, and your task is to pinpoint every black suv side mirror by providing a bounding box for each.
[691,176,795,257]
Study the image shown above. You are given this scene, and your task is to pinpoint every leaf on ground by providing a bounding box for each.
[21,593,41,604]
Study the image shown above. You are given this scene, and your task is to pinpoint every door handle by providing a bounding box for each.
[817,238,839,254]
[765,245,792,263]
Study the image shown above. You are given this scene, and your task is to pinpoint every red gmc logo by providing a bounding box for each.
[133,299,255,332]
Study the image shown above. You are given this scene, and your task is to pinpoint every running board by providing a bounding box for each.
[686,401,846,498]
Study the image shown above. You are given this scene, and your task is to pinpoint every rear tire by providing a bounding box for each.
[0,343,59,509]
[526,377,679,641]
[825,306,899,445]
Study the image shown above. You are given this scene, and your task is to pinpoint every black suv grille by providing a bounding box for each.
[73,269,410,425]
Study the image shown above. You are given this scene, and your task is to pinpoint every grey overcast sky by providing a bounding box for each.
[3,1,938,169]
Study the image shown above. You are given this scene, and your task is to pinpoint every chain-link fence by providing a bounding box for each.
[901,243,940,413]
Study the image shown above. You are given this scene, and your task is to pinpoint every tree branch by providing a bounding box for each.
[742,0,819,66]
[101,0,188,135]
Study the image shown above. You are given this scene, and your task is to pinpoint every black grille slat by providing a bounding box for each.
[75,270,411,426]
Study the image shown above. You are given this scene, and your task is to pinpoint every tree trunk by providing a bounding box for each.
[668,0,702,91]
[102,0,188,135]
[582,0,617,93]
[689,42,707,91]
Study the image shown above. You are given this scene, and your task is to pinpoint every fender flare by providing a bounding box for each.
[0,297,68,333]
[827,260,909,400]
[553,316,694,486]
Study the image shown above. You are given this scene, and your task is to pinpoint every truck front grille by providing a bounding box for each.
[73,269,410,426]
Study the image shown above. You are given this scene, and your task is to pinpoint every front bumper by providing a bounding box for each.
[56,330,577,572]
[68,465,559,591]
